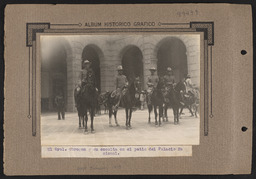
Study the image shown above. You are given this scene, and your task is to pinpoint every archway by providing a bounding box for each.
[156,37,187,82]
[121,45,144,89]
[82,44,102,92]
[41,37,67,112]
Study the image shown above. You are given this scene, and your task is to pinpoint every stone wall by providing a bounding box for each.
[60,35,200,112]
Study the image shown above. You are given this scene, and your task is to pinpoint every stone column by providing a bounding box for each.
[184,36,200,87]
[66,42,83,112]
[140,35,158,89]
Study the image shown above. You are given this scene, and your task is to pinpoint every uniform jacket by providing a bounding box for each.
[185,78,193,92]
[55,95,65,108]
[81,68,96,88]
[147,75,159,88]
[163,74,175,85]
[116,74,128,89]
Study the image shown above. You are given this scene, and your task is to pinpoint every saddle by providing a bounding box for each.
[110,87,127,98]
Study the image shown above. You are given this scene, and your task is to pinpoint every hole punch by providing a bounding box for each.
[241,126,248,132]
[241,50,247,55]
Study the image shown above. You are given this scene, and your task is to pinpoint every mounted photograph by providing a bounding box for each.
[40,34,200,147]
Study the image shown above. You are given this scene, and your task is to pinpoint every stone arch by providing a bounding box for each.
[154,37,188,82]
[120,45,144,89]
[81,44,104,92]
[41,36,73,112]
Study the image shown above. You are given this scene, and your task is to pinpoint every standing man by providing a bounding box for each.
[55,90,65,120]
[113,65,128,110]
[146,67,159,104]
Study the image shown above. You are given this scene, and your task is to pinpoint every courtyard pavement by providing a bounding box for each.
[41,108,200,146]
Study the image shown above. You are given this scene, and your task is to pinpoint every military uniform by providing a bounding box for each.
[163,74,175,87]
[147,74,159,88]
[55,94,65,120]
[79,68,96,94]
[146,67,159,104]
[116,74,128,90]
[111,66,128,111]
[185,77,193,93]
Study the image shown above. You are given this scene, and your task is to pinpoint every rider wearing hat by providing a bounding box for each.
[113,65,128,110]
[147,67,159,88]
[185,74,194,95]
[116,65,128,90]
[146,66,159,104]
[163,67,175,88]
[74,59,96,107]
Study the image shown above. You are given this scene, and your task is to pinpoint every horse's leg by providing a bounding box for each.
[148,104,152,123]
[195,105,198,118]
[84,111,88,132]
[159,106,163,126]
[162,104,166,122]
[177,108,180,124]
[125,108,129,129]
[78,114,81,128]
[173,108,176,125]
[165,105,168,122]
[82,114,85,128]
[179,106,184,115]
[188,105,194,117]
[154,106,158,126]
[129,108,132,128]
[114,110,119,126]
[91,108,95,133]
[109,106,113,127]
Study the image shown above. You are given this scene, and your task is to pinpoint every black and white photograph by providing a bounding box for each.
[40,34,200,148]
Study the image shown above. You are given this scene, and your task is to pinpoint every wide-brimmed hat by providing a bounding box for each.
[83,60,91,64]
[149,67,156,71]
[167,67,172,71]
[117,65,123,71]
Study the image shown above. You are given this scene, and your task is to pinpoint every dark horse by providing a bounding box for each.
[179,90,197,117]
[74,87,85,128]
[163,81,185,122]
[75,84,98,133]
[98,91,110,114]
[163,81,184,125]
[107,79,140,129]
[146,79,165,126]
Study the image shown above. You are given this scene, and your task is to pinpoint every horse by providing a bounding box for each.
[146,79,165,126]
[98,91,110,114]
[74,87,86,128]
[77,83,98,133]
[163,81,184,125]
[179,86,199,117]
[122,79,140,129]
[163,80,186,121]
[107,79,140,129]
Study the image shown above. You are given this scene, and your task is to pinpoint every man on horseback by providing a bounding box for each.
[184,74,194,95]
[163,67,175,88]
[112,65,128,111]
[81,60,96,90]
[164,67,184,106]
[146,66,159,104]
[74,60,96,108]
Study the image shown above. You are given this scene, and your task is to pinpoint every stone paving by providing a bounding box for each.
[41,108,200,146]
